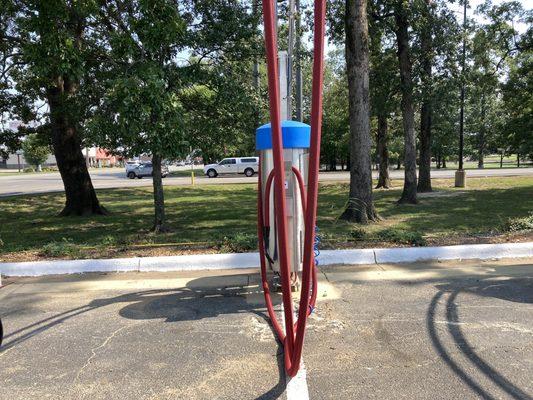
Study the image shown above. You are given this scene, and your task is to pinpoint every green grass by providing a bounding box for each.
[168,168,204,177]
[0,176,531,259]
[443,154,532,169]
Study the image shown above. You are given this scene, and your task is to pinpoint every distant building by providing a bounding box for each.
[84,147,122,167]
[1,147,122,169]
[1,152,56,170]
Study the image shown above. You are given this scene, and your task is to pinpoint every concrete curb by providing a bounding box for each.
[0,242,531,277]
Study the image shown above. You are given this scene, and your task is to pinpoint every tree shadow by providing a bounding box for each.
[427,277,533,400]
[0,274,288,398]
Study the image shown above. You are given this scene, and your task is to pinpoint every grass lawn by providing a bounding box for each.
[0,176,532,261]
[168,167,204,177]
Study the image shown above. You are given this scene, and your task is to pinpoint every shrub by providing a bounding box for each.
[349,227,367,240]
[41,238,81,258]
[23,167,35,173]
[504,213,533,232]
[219,233,257,253]
[376,228,426,246]
[100,235,117,246]
[22,134,50,169]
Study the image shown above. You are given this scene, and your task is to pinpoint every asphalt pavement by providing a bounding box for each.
[1,258,532,399]
[1,166,532,197]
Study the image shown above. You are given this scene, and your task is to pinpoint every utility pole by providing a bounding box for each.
[287,0,296,119]
[16,150,22,172]
[294,0,303,121]
[455,0,467,187]
[252,0,261,127]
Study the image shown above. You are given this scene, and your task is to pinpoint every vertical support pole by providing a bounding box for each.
[190,146,195,186]
[279,51,289,121]
[287,0,296,120]
[295,0,303,122]
[455,0,467,188]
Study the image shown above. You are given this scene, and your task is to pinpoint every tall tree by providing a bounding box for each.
[341,0,379,222]
[417,0,434,192]
[1,0,106,215]
[393,0,417,204]
[466,1,527,167]
[501,48,533,161]
[21,134,50,170]
[88,0,256,231]
[368,16,399,189]
[321,61,349,172]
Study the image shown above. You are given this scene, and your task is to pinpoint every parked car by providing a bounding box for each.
[127,162,169,179]
[125,161,141,172]
[203,157,259,178]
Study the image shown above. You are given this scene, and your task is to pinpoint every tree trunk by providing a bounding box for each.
[500,152,504,168]
[375,113,391,189]
[151,154,168,232]
[442,156,446,168]
[418,102,432,192]
[43,7,105,217]
[478,95,485,168]
[394,2,417,204]
[47,83,106,216]
[329,156,337,171]
[517,153,520,167]
[341,0,379,223]
[436,152,441,169]
[417,0,433,193]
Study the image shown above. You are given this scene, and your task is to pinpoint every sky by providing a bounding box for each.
[450,0,530,32]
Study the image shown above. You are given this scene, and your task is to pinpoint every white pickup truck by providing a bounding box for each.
[203,157,259,178]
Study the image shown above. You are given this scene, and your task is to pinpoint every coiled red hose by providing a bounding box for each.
[258,0,326,377]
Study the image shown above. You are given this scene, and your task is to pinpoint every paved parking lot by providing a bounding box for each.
[1,259,532,399]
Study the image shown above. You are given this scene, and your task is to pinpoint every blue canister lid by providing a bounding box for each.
[255,120,311,150]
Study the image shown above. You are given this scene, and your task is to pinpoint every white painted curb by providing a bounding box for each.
[373,242,533,264]
[0,242,531,277]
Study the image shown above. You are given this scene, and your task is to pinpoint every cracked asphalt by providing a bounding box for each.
[0,258,532,399]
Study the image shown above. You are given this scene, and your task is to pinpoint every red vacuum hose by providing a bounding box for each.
[258,0,326,377]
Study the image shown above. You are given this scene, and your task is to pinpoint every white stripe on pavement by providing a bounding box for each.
[281,302,310,400]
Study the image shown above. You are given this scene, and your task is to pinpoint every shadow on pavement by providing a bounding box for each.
[0,274,287,399]
[427,277,533,400]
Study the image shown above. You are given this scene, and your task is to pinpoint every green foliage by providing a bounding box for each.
[0,130,23,159]
[218,233,257,253]
[501,50,533,159]
[349,227,367,240]
[41,238,81,258]
[504,213,533,232]
[21,134,50,168]
[376,228,426,247]
[321,55,349,170]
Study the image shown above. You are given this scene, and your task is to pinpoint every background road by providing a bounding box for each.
[1,166,533,197]
[1,258,532,399]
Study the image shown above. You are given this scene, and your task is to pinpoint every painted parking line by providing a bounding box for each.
[281,302,310,400]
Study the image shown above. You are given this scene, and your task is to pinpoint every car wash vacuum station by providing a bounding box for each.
[257,0,326,377]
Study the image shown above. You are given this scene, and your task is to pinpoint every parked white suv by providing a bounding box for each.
[203,157,258,178]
